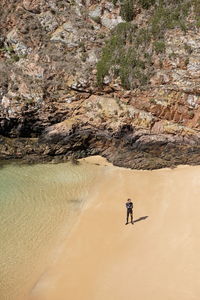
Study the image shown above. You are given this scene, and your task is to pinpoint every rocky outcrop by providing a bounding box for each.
[1,95,200,169]
[0,0,200,169]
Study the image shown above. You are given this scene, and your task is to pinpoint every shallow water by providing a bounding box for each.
[0,161,100,300]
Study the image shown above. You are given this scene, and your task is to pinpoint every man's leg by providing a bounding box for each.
[131,210,134,224]
[126,210,129,224]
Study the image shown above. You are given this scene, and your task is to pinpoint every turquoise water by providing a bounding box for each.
[0,161,99,300]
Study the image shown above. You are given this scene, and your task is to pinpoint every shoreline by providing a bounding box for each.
[1,145,200,171]
[1,129,200,170]
[1,153,200,171]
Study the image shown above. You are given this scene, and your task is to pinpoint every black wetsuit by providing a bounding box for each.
[126,201,133,223]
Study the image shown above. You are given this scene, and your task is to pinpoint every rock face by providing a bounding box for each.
[0,0,200,169]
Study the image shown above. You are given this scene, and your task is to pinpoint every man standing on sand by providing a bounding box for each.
[125,198,134,225]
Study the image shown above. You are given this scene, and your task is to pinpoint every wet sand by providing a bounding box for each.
[30,157,200,300]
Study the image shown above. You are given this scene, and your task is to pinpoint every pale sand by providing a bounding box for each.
[30,157,200,300]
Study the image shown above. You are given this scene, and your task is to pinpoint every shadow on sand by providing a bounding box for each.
[134,216,148,223]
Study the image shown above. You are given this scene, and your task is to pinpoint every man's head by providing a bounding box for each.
[127,198,131,202]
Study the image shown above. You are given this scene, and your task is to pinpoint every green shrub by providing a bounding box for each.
[150,2,190,37]
[97,0,199,89]
[154,40,165,53]
[5,46,15,53]
[193,0,200,15]
[112,0,118,5]
[119,0,156,21]
[150,98,156,104]
[193,0,200,25]
[120,0,135,22]
[184,57,190,66]
[196,17,200,27]
[184,43,193,54]
[138,0,155,9]
[97,23,152,89]
[12,54,20,62]
[136,28,151,46]
[97,34,123,86]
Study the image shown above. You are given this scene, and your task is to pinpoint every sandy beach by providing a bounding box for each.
[29,157,200,300]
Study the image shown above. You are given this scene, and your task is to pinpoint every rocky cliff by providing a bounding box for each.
[0,0,200,169]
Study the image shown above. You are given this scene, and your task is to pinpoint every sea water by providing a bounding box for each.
[0,161,99,300]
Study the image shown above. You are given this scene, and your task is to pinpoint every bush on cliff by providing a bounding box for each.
[97,23,152,89]
[120,0,135,22]
[119,0,156,21]
[97,0,198,89]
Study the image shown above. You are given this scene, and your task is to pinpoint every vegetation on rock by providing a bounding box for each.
[97,0,200,89]
[97,23,153,89]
